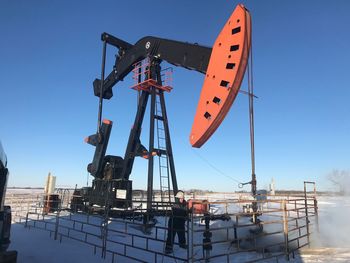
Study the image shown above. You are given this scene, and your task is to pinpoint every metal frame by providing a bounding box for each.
[8,189,319,263]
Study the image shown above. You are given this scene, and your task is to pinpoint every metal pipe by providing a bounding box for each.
[191,211,194,263]
[282,200,290,260]
[247,48,256,197]
[97,40,107,134]
[247,38,258,224]
[303,182,310,247]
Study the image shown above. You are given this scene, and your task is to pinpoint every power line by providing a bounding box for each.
[191,148,243,185]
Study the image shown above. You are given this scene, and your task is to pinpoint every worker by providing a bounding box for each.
[165,190,189,254]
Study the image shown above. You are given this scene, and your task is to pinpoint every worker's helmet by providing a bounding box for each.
[175,191,184,199]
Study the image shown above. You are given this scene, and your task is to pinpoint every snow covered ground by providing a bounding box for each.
[6,191,350,263]
[10,224,107,263]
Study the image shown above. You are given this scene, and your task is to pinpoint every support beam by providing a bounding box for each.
[158,91,178,193]
[122,91,149,179]
[146,87,156,213]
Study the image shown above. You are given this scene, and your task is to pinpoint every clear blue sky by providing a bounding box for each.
[1,0,349,192]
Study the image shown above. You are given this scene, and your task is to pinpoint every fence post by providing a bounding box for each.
[191,211,194,263]
[312,182,319,233]
[25,212,29,228]
[303,182,310,247]
[101,214,108,259]
[186,216,190,262]
[282,200,289,260]
[314,197,319,233]
[27,197,30,216]
[54,210,60,240]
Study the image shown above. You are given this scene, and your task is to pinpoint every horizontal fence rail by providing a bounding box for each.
[6,188,319,263]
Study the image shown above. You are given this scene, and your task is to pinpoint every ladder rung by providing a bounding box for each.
[155,115,164,121]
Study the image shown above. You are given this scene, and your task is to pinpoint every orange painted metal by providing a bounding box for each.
[84,119,112,144]
[131,79,172,92]
[102,119,112,125]
[130,58,173,92]
[190,4,251,147]
[142,151,157,159]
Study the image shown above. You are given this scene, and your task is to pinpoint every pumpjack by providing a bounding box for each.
[72,4,256,221]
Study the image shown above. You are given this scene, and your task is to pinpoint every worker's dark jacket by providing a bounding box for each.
[166,200,189,249]
[169,200,188,227]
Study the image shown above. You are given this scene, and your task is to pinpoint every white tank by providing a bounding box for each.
[45,173,56,194]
